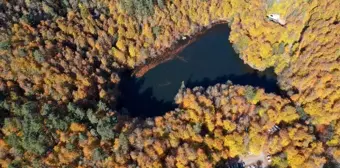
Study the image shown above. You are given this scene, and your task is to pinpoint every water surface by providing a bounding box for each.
[119,24,279,117]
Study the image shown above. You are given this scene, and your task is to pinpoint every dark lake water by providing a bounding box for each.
[119,24,279,117]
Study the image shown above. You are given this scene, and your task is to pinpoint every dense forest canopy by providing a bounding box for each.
[0,0,339,167]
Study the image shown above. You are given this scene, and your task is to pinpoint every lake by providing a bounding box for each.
[119,24,279,117]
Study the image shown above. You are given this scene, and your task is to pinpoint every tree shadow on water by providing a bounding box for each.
[117,71,177,118]
[185,68,280,95]
[118,68,281,118]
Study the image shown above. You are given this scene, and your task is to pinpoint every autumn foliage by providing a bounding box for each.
[0,83,336,167]
[0,0,339,167]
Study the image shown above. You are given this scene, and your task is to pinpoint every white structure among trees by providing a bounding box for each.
[267,14,286,25]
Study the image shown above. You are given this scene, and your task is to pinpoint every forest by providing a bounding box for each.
[0,0,339,167]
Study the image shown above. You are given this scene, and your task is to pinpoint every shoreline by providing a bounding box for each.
[132,21,229,78]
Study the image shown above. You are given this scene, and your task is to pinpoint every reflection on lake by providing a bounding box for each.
[119,24,279,117]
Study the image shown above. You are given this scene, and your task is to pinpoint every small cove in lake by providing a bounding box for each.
[119,24,280,117]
